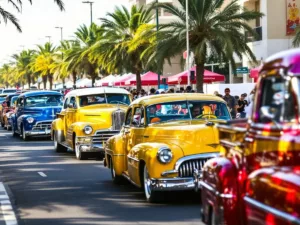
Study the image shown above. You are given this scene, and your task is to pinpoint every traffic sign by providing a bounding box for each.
[236,67,249,74]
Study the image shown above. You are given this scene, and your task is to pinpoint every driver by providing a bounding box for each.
[81,97,88,106]
[191,105,201,118]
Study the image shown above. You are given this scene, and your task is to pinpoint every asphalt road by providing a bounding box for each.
[0,129,203,225]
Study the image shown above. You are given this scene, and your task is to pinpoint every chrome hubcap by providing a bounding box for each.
[144,166,152,199]
[75,138,80,158]
[54,135,57,148]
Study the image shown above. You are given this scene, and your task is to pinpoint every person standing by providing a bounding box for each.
[237,94,247,118]
[223,88,238,119]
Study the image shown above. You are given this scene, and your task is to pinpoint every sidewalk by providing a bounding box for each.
[0,181,18,225]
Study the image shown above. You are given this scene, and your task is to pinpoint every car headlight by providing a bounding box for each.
[157,147,173,164]
[27,117,34,124]
[83,125,93,135]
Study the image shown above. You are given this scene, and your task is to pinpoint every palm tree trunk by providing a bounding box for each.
[136,70,142,92]
[72,71,77,86]
[42,76,47,90]
[27,74,31,88]
[92,76,96,87]
[196,63,205,93]
[48,74,53,90]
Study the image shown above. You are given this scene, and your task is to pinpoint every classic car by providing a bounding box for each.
[198,49,300,225]
[4,95,19,130]
[11,91,63,140]
[51,87,131,160]
[1,93,20,128]
[104,94,231,202]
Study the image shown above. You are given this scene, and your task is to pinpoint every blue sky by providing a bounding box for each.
[0,0,129,65]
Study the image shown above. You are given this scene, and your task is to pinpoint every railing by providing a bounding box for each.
[246,26,263,42]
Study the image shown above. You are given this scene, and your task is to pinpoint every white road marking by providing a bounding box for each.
[0,182,18,225]
[38,172,47,177]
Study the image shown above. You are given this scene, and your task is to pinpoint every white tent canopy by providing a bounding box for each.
[76,78,92,88]
[95,75,118,86]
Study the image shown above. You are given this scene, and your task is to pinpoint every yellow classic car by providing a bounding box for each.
[104,93,231,202]
[51,87,131,160]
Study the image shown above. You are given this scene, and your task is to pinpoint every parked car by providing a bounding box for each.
[2,88,17,94]
[0,93,20,128]
[104,94,231,202]
[198,49,300,225]
[11,91,63,140]
[51,87,131,160]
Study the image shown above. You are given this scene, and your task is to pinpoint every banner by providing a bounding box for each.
[287,0,300,35]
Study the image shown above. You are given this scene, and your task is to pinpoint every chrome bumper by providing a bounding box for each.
[25,130,51,136]
[193,169,203,192]
[151,177,195,191]
[77,143,105,153]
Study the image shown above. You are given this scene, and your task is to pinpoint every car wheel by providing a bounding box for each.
[110,157,125,184]
[11,124,17,137]
[54,132,67,153]
[74,137,86,160]
[143,165,162,203]
[22,125,29,141]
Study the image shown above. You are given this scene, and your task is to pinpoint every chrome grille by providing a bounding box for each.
[32,121,52,130]
[92,130,120,144]
[111,110,125,130]
[178,158,210,177]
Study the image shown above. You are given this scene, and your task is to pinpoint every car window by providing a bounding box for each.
[24,95,63,107]
[63,97,69,109]
[69,97,77,108]
[18,98,24,107]
[132,107,144,127]
[125,108,133,126]
[79,93,130,107]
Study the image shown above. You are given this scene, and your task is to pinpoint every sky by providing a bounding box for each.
[0,0,129,65]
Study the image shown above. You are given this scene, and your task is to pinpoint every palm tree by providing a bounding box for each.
[64,24,100,87]
[0,0,65,32]
[11,50,35,87]
[31,42,58,89]
[97,5,157,91]
[0,64,14,88]
[156,0,263,92]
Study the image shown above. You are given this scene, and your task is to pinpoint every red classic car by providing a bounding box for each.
[196,49,300,225]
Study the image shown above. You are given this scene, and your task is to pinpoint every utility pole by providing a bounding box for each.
[82,1,94,26]
[186,0,190,86]
[45,36,51,43]
[55,26,63,42]
[156,0,160,89]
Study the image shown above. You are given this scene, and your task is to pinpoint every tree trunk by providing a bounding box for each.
[72,71,77,86]
[136,70,142,92]
[27,74,31,88]
[48,74,53,90]
[196,62,205,93]
[92,75,96,87]
[42,76,47,90]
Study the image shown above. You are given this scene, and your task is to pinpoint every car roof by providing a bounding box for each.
[19,91,63,98]
[65,87,129,98]
[131,93,226,106]
[6,93,19,97]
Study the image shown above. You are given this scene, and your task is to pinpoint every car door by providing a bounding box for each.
[66,96,77,146]
[127,106,146,183]
[16,97,24,132]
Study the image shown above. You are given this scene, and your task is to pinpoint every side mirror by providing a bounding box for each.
[260,106,276,121]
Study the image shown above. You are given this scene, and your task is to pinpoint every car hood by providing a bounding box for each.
[143,119,226,156]
[23,106,62,118]
[78,104,127,128]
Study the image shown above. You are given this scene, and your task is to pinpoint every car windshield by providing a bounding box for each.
[11,96,18,105]
[146,100,231,124]
[25,95,63,107]
[79,93,130,107]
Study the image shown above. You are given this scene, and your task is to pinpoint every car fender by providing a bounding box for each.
[129,142,184,180]
[51,118,64,142]
[201,157,239,225]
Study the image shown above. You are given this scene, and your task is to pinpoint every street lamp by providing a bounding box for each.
[55,26,63,42]
[186,0,190,86]
[45,36,51,43]
[82,1,94,26]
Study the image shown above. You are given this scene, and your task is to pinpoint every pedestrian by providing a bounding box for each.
[245,87,256,118]
[149,88,156,95]
[237,94,247,118]
[180,87,185,93]
[223,88,238,119]
[186,86,192,93]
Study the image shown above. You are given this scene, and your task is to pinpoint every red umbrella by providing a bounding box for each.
[114,74,136,86]
[125,71,164,86]
[167,66,225,85]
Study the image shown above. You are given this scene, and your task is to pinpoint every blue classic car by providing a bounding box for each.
[11,91,63,140]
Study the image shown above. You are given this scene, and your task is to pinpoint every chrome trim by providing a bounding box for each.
[220,193,234,198]
[121,172,140,188]
[161,170,178,177]
[150,177,195,191]
[127,155,139,162]
[199,180,215,193]
[244,196,300,225]
[25,130,51,136]
[174,153,219,171]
